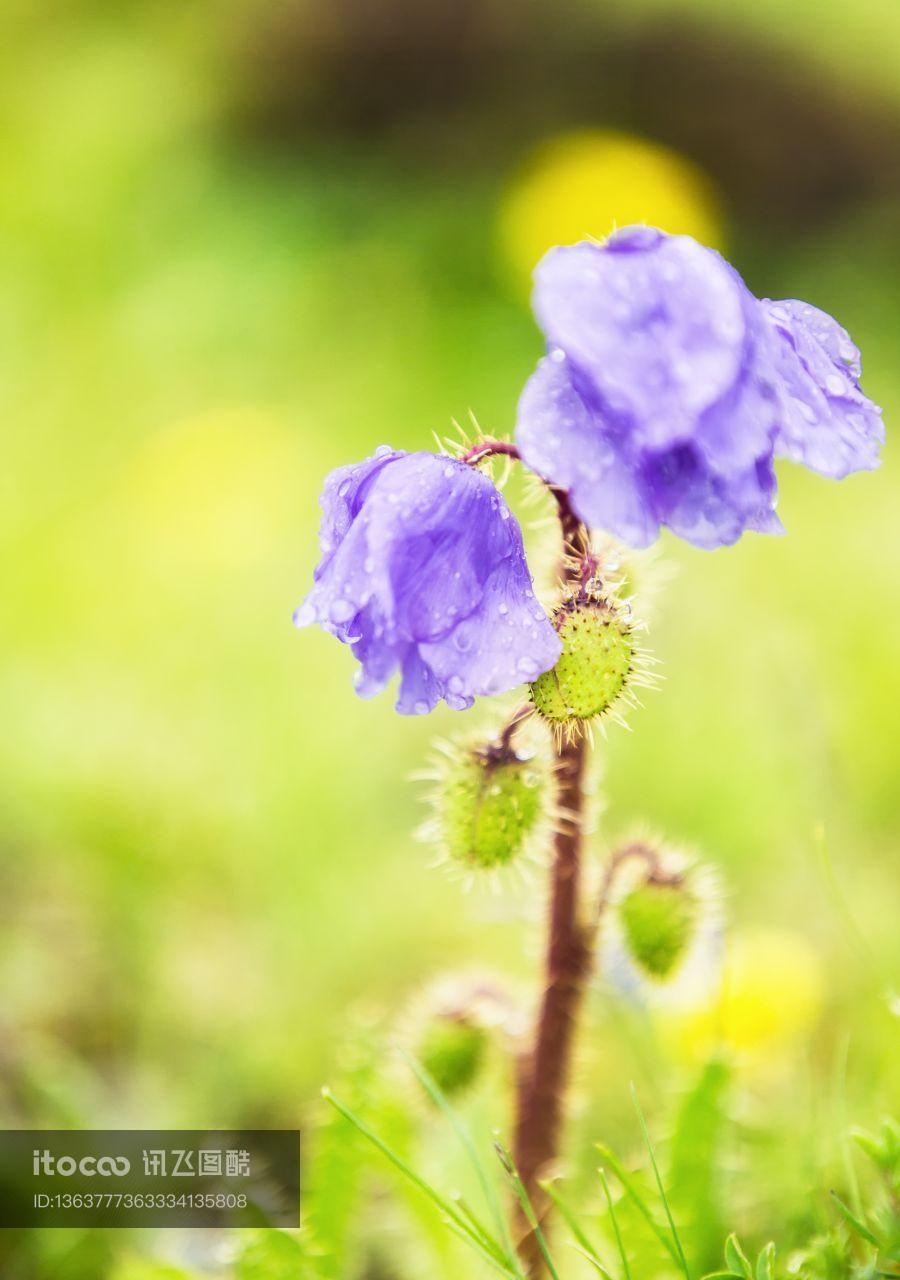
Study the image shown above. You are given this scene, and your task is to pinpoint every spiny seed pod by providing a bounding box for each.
[417,1014,487,1097]
[529,593,639,728]
[439,746,544,871]
[619,877,698,980]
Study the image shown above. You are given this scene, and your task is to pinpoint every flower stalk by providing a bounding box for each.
[511,515,594,1274]
[512,726,591,1273]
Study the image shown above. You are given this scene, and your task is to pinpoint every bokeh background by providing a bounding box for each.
[1,0,899,1275]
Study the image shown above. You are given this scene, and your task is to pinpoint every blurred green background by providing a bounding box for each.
[1,0,898,1276]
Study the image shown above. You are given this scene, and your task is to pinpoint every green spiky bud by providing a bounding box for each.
[441,748,543,870]
[619,877,697,980]
[417,1015,487,1096]
[530,595,634,725]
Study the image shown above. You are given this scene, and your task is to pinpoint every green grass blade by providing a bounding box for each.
[542,1179,604,1263]
[599,1165,633,1280]
[453,1193,513,1264]
[400,1048,521,1272]
[596,1143,681,1266]
[830,1191,882,1247]
[442,1218,525,1279]
[631,1086,692,1280]
[322,1088,516,1272]
[495,1140,561,1280]
[572,1243,615,1278]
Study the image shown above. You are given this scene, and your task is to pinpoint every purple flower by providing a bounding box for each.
[516,226,884,549]
[294,447,561,714]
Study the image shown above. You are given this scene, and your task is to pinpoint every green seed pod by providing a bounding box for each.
[619,878,697,980]
[417,1015,487,1096]
[530,595,634,726]
[441,749,544,871]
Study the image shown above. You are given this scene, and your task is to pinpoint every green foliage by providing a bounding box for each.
[111,1261,196,1280]
[669,1059,733,1273]
[236,1229,317,1280]
[702,1234,776,1280]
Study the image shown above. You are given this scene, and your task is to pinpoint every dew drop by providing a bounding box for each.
[330,598,355,623]
[293,602,316,627]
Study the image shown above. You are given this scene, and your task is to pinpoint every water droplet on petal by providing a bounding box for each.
[414,700,430,715]
[293,602,317,627]
[330,598,355,623]
[447,675,464,693]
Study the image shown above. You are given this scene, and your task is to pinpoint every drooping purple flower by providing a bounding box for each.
[294,447,561,714]
[516,226,884,549]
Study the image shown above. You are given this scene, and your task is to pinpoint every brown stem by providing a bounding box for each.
[512,509,595,1275]
[463,435,600,1273]
[512,730,592,1273]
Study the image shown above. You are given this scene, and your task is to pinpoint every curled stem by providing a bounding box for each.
[596,840,681,920]
[461,437,588,579]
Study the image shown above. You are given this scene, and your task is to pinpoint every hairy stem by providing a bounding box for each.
[512,504,595,1275]
[462,437,603,1273]
[512,728,592,1274]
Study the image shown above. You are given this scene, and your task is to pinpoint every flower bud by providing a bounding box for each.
[417,1014,487,1097]
[618,876,697,981]
[440,746,544,871]
[529,594,636,727]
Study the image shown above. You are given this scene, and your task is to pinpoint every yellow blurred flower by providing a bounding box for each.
[497,128,725,293]
[661,928,825,1066]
